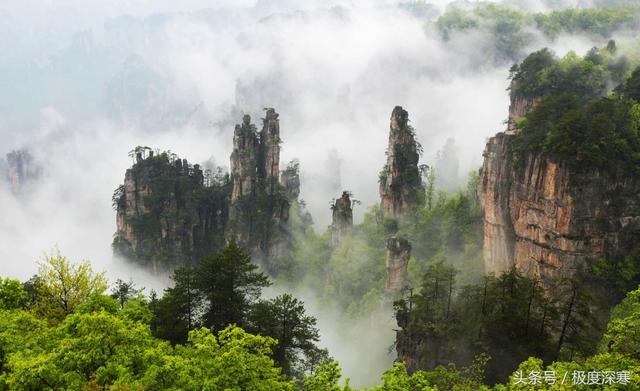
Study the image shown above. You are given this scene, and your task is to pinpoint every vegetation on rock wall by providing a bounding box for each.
[511,47,640,175]
[112,150,230,270]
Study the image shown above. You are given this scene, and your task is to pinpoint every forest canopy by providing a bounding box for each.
[434,2,640,63]
[510,47,640,175]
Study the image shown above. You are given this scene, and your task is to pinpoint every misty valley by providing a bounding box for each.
[2,1,640,390]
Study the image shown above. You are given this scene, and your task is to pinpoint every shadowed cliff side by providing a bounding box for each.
[112,147,229,273]
[113,109,303,274]
[379,106,424,222]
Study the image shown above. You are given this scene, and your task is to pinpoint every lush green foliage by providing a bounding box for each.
[0,279,26,310]
[505,286,640,390]
[510,47,640,175]
[304,360,351,391]
[395,268,561,383]
[0,306,295,390]
[248,294,327,379]
[513,93,640,174]
[283,171,483,330]
[0,249,334,389]
[34,250,108,323]
[508,48,622,100]
[197,242,271,332]
[147,243,327,383]
[435,3,640,63]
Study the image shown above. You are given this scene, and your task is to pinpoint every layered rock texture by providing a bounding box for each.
[480,94,640,283]
[113,109,297,273]
[280,160,301,202]
[113,149,228,273]
[379,106,423,221]
[385,237,411,293]
[226,109,291,272]
[330,191,353,246]
[378,106,423,295]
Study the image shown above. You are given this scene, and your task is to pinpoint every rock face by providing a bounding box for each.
[114,108,296,273]
[113,150,228,273]
[259,108,281,194]
[331,191,353,246]
[227,109,291,270]
[379,106,423,221]
[230,115,258,201]
[385,237,411,293]
[480,95,640,283]
[506,93,540,134]
[5,150,39,193]
[280,160,301,202]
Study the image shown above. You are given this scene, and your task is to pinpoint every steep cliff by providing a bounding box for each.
[259,108,281,194]
[114,108,298,273]
[227,109,291,271]
[330,191,353,246]
[480,89,640,284]
[113,149,229,272]
[280,160,301,202]
[379,106,423,221]
[385,236,411,293]
[230,114,258,202]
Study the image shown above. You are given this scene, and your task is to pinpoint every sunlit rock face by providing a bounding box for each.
[331,191,353,247]
[379,106,423,221]
[479,94,640,284]
[385,236,411,293]
[505,93,540,134]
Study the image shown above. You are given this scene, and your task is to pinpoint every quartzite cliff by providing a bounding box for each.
[379,106,423,221]
[479,87,640,284]
[113,108,299,273]
[330,191,354,246]
[379,106,423,294]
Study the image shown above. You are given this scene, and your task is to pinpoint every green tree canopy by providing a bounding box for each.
[197,242,271,332]
[34,251,108,323]
[248,293,327,380]
[0,278,27,310]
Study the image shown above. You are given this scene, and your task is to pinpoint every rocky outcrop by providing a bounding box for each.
[228,109,283,208]
[379,106,423,221]
[330,191,353,246]
[259,108,281,194]
[5,150,39,193]
[227,109,291,269]
[506,93,540,134]
[280,160,301,202]
[480,95,640,283]
[113,150,227,273]
[230,115,258,202]
[385,237,411,293]
[114,108,296,273]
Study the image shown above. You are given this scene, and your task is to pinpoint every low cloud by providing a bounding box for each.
[0,0,629,385]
